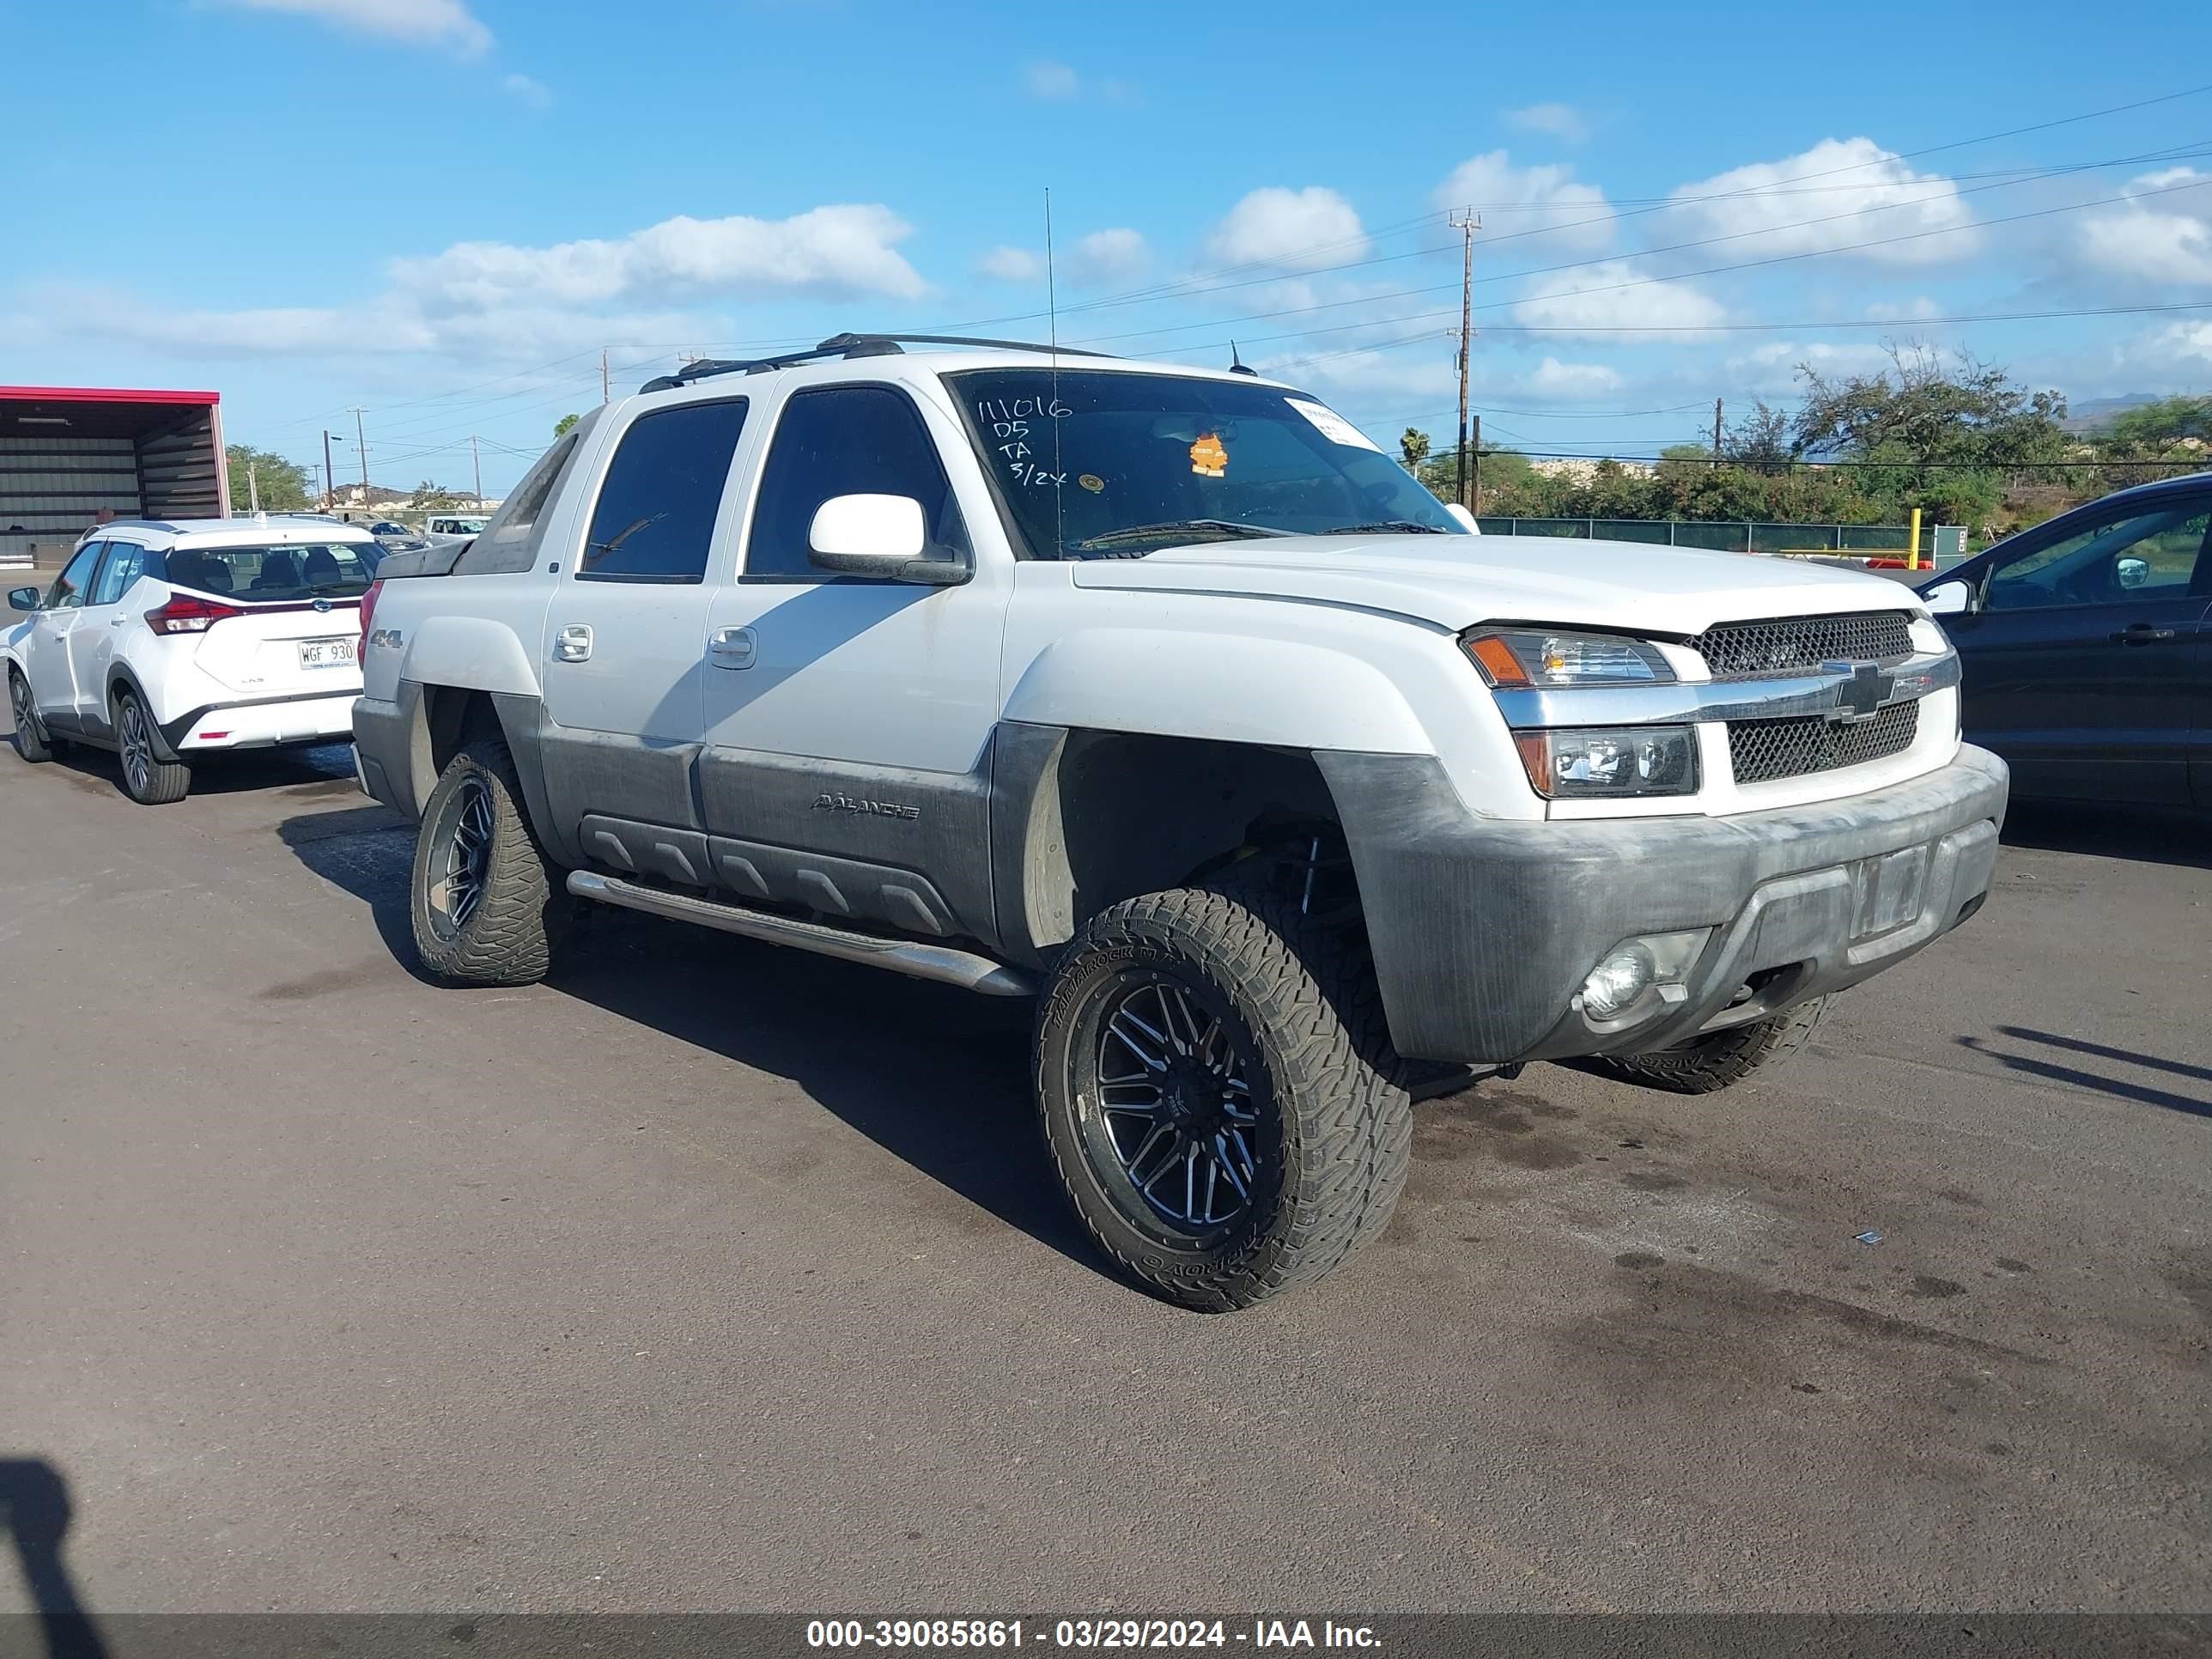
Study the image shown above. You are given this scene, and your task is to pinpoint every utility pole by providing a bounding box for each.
[471,434,483,507]
[247,459,260,514]
[601,349,611,404]
[350,407,369,489]
[1712,398,1724,465]
[1449,209,1480,508]
[1471,413,1482,518]
[322,429,337,510]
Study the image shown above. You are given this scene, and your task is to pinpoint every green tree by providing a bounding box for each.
[1399,428,1431,475]
[554,412,581,438]
[1722,402,1793,474]
[412,481,460,511]
[2105,395,2212,448]
[225,446,312,513]
[1791,346,2068,471]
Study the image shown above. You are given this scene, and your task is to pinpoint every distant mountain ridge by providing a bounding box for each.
[2060,393,2165,435]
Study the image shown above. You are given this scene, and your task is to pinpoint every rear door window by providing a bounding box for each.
[88,542,149,607]
[580,398,749,583]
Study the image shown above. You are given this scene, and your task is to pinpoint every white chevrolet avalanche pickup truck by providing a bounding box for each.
[351,332,2007,1311]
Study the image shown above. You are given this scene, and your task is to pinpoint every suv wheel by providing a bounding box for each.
[1036,874,1412,1312]
[410,735,569,986]
[1590,994,1832,1094]
[9,669,57,763]
[116,691,191,804]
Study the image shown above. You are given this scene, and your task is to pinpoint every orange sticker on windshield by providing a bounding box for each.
[1189,434,1227,478]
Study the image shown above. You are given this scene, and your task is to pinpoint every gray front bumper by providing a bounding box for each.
[1317,747,2009,1065]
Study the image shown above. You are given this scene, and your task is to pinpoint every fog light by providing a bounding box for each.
[1577,929,1712,1023]
[1579,944,1656,1019]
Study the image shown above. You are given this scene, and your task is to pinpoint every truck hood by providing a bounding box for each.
[1067,533,1921,635]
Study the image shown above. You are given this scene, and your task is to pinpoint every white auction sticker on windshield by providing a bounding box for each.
[1285,398,1382,452]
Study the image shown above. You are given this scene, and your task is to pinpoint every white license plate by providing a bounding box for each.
[296,636,356,670]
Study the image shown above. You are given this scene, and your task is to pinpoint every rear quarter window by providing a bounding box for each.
[453,412,600,576]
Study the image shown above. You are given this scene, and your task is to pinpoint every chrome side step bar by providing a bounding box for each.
[566,871,1036,997]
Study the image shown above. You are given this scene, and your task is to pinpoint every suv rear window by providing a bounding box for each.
[161,541,382,600]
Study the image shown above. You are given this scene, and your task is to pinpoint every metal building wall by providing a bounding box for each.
[0,436,141,568]
[138,408,223,520]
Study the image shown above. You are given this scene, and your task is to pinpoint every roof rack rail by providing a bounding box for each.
[86,519,180,536]
[639,332,1111,392]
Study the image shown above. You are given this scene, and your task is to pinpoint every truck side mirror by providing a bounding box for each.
[808,494,967,586]
[7,586,40,612]
[1443,503,1480,534]
[1921,580,1972,616]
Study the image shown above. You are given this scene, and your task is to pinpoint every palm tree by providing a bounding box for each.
[1400,428,1431,478]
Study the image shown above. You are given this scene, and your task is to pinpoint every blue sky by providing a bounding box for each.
[7,0,2212,494]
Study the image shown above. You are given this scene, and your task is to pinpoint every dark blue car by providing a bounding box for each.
[1917,471,2212,808]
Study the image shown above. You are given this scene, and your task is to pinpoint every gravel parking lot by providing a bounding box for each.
[2,733,2207,1617]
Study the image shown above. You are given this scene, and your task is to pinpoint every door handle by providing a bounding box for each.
[553,623,593,663]
[2110,623,2178,645]
[707,625,757,670]
[109,617,127,627]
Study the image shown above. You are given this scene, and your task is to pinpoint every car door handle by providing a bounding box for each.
[707,626,757,670]
[2110,623,2178,645]
[109,617,127,627]
[553,623,593,663]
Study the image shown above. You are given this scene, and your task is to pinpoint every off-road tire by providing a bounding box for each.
[9,668,56,763]
[1035,873,1413,1312]
[410,736,569,986]
[1590,994,1833,1094]
[116,690,191,805]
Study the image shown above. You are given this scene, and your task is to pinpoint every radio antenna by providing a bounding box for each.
[1045,187,1065,556]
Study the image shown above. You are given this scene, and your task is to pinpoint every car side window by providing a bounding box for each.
[47,543,104,611]
[744,386,969,580]
[1986,500,2211,611]
[88,542,149,607]
[579,398,749,583]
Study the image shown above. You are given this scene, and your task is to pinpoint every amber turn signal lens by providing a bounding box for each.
[1463,634,1532,687]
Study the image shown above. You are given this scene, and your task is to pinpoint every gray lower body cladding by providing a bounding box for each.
[1318,746,2010,1066]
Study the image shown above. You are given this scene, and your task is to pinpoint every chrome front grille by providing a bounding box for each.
[1729,701,1920,785]
[1690,611,1916,679]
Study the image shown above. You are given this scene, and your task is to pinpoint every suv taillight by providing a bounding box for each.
[145,593,243,635]
[358,579,383,658]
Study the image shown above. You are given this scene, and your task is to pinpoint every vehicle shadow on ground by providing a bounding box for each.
[0,1458,109,1659]
[276,814,1118,1288]
[24,732,351,803]
[1957,1025,2212,1121]
[2000,800,2211,871]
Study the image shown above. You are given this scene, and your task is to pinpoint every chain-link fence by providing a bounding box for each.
[1473,518,1921,554]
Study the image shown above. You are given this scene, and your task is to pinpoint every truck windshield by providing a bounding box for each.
[163,541,382,601]
[946,368,1463,558]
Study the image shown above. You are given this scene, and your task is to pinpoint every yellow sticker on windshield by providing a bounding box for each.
[1189,434,1227,478]
[1079,472,1105,493]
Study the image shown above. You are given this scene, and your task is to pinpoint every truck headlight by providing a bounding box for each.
[1515,726,1699,799]
[1462,629,1674,687]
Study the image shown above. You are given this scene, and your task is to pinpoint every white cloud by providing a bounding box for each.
[388,204,927,310]
[500,72,551,109]
[1204,187,1367,271]
[214,0,490,54]
[1665,138,1976,264]
[1024,60,1080,100]
[2072,168,2212,286]
[1070,228,1149,283]
[1864,296,1940,321]
[1527,357,1623,397]
[1724,340,1896,394]
[1504,103,1590,145]
[1432,151,1613,254]
[980,245,1044,283]
[1511,261,1727,339]
[2114,319,2212,376]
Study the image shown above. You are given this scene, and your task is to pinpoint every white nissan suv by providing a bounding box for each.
[3,516,381,803]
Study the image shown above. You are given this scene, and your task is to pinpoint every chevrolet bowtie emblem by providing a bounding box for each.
[1825,660,1887,723]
